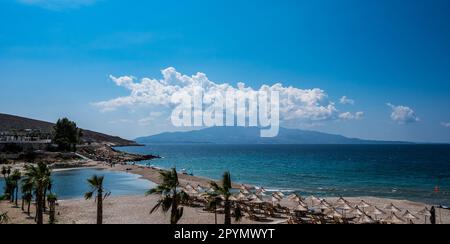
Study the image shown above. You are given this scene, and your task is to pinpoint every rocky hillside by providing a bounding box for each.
[0,113,138,146]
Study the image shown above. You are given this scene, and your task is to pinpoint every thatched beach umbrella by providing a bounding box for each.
[229,196,239,202]
[326,208,343,219]
[236,192,247,201]
[250,197,264,204]
[402,210,419,223]
[296,204,309,212]
[384,213,405,224]
[248,194,260,200]
[310,196,322,206]
[417,207,431,224]
[385,203,402,213]
[355,213,376,224]
[288,194,297,200]
[349,207,364,217]
[196,185,205,193]
[370,206,386,220]
[186,188,199,196]
[275,191,285,198]
[185,183,194,191]
[256,190,267,197]
[357,200,372,211]
[318,201,331,212]
[272,193,282,201]
[272,196,280,206]
[337,197,348,205]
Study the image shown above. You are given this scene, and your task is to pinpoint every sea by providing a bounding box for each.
[118,144,450,205]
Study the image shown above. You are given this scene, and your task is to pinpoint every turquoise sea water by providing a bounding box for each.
[1,169,154,200]
[118,144,450,205]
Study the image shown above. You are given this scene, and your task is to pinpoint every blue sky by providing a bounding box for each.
[1,0,450,142]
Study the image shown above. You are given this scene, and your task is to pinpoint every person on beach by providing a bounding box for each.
[430,207,436,225]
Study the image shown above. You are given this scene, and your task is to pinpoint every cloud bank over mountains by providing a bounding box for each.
[94,67,363,126]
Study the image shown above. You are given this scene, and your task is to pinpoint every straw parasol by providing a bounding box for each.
[185,188,199,196]
[383,213,405,224]
[256,190,267,197]
[272,193,282,200]
[272,196,281,205]
[337,197,348,205]
[229,196,239,202]
[349,207,365,216]
[417,207,431,224]
[185,183,194,191]
[310,196,322,206]
[357,200,372,210]
[250,197,264,204]
[370,206,386,220]
[248,194,260,200]
[318,201,331,212]
[402,210,419,222]
[385,203,402,213]
[355,213,376,224]
[236,192,247,201]
[296,204,309,212]
[288,194,298,200]
[196,185,205,193]
[326,208,343,219]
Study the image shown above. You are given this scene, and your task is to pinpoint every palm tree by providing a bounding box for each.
[1,166,12,201]
[23,162,52,225]
[47,193,57,224]
[210,171,233,224]
[147,168,189,224]
[21,179,34,215]
[85,175,110,225]
[206,193,222,225]
[10,169,22,206]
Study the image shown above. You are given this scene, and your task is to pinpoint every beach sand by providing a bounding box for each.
[2,161,449,224]
[2,195,448,224]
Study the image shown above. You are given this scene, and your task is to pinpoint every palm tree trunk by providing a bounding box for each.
[214,207,218,225]
[27,199,31,216]
[97,190,103,225]
[224,199,231,225]
[49,200,56,224]
[21,197,25,211]
[170,191,178,225]
[43,188,47,212]
[36,190,44,225]
[15,187,19,206]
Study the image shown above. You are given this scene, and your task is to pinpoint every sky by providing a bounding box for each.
[1,0,450,142]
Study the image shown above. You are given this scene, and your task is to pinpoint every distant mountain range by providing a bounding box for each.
[0,113,138,146]
[136,127,408,145]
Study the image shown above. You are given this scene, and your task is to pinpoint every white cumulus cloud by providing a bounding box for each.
[340,96,355,105]
[387,103,420,124]
[442,122,450,128]
[339,111,364,120]
[94,67,358,124]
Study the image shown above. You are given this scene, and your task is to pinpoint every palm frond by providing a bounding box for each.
[84,191,94,200]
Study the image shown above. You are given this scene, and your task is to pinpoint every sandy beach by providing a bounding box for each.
[2,194,448,224]
[2,161,449,224]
